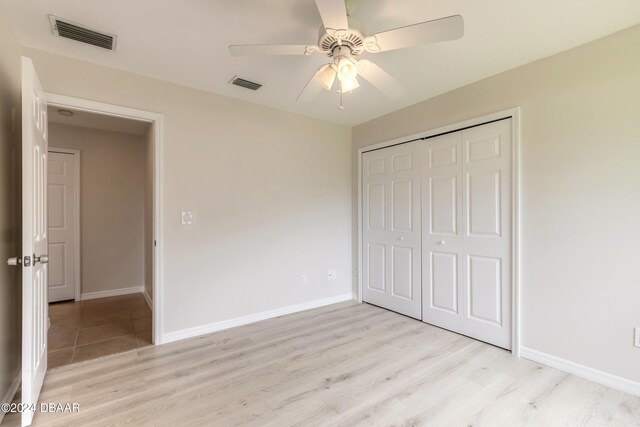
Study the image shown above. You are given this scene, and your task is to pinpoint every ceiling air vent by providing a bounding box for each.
[49,15,117,51]
[229,76,262,91]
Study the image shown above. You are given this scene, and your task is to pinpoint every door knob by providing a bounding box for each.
[34,255,49,264]
[438,240,446,245]
[398,236,405,241]
[7,257,21,266]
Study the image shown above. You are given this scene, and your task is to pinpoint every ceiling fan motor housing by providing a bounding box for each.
[318,26,366,56]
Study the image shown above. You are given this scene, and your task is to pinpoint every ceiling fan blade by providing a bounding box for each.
[315,0,349,30]
[229,44,319,56]
[356,60,406,99]
[366,15,464,53]
[297,64,332,102]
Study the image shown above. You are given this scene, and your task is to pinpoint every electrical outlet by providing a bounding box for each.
[634,327,640,348]
[181,211,195,225]
[300,274,308,285]
[327,270,337,280]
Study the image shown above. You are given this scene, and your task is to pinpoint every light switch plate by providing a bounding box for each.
[634,327,640,348]
[181,211,195,225]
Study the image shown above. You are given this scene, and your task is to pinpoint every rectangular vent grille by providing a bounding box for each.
[230,76,262,91]
[49,15,116,51]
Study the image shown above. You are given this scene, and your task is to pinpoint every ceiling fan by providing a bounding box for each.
[229,0,464,108]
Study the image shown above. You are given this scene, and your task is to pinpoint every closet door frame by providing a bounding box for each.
[357,107,522,356]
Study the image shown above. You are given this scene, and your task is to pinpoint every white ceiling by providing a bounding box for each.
[5,0,640,126]
[48,106,150,136]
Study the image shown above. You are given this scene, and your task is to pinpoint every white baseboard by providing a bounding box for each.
[162,292,356,344]
[520,346,640,397]
[143,288,153,311]
[81,286,144,301]
[0,369,21,424]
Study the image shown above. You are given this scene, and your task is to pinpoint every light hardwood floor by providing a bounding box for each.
[5,301,639,426]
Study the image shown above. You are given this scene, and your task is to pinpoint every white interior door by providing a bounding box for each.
[460,120,512,349]
[21,57,49,427]
[47,151,78,302]
[422,132,464,333]
[362,141,422,319]
[421,119,512,349]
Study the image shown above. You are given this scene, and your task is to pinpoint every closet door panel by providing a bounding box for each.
[461,119,512,349]
[367,243,386,292]
[367,182,386,231]
[392,179,414,231]
[467,255,502,325]
[362,141,422,319]
[430,252,458,313]
[392,246,414,300]
[467,170,501,237]
[430,176,458,235]
[422,132,464,333]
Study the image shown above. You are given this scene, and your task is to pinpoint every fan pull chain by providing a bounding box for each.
[339,81,344,110]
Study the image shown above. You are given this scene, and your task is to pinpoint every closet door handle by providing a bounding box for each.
[438,240,446,245]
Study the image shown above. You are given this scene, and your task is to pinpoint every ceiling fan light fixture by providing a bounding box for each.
[316,64,337,90]
[338,76,359,93]
[336,56,357,83]
[229,1,464,104]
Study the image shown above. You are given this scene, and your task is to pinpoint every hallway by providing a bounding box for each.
[47,293,152,368]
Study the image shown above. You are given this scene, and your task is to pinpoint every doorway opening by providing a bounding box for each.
[44,94,164,367]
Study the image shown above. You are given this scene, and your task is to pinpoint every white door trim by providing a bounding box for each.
[45,92,165,345]
[48,147,81,302]
[357,107,522,356]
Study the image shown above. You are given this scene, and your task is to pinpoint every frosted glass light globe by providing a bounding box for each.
[337,57,357,82]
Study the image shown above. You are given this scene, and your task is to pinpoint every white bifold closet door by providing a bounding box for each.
[422,119,512,349]
[362,141,422,319]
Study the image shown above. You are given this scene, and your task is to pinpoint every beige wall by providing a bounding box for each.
[144,126,153,302]
[352,25,640,383]
[2,5,636,396]
[26,47,352,335]
[0,6,21,412]
[49,123,146,296]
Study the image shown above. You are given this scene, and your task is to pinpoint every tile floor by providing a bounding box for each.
[47,292,152,369]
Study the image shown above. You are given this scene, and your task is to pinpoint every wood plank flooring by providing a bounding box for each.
[5,301,639,426]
